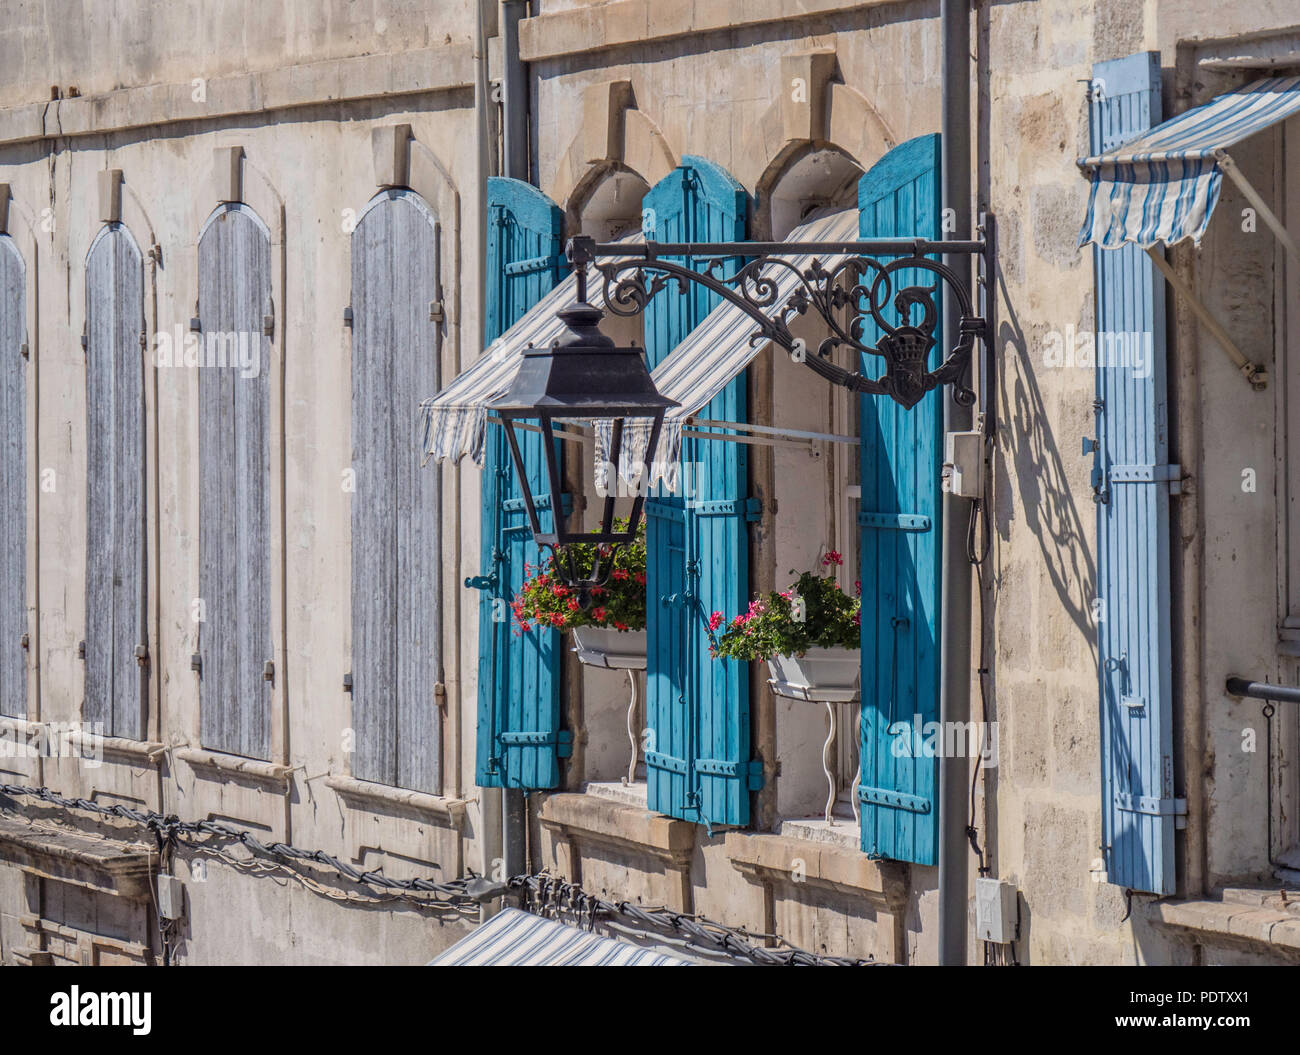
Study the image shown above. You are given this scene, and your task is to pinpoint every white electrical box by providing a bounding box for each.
[157,874,185,921]
[943,430,985,499]
[974,877,1018,944]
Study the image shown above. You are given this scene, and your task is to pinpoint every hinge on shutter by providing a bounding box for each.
[190,653,202,674]
[80,325,87,353]
[1109,463,1183,495]
[134,644,149,668]
[262,312,274,338]
[343,306,353,328]
[429,299,444,323]
[263,660,275,685]
[189,316,201,333]
[77,641,86,660]
[1115,791,1187,828]
[139,331,147,350]
[343,672,353,693]
[19,341,29,360]
[20,633,29,651]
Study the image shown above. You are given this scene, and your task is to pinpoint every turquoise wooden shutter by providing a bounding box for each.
[643,158,759,827]
[197,204,274,761]
[857,135,944,864]
[1087,52,1178,894]
[84,224,147,741]
[0,234,25,720]
[474,177,570,788]
[351,190,442,793]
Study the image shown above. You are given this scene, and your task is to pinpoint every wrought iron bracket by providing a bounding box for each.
[566,217,996,412]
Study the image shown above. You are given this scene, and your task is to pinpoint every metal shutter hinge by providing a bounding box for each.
[189,316,201,333]
[20,341,29,360]
[20,633,29,650]
[429,299,444,323]
[343,672,353,693]
[77,640,85,659]
[190,653,202,674]
[262,313,274,338]
[263,660,274,684]
[134,644,149,668]
[343,306,353,327]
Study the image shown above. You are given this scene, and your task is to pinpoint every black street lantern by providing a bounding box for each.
[490,301,678,593]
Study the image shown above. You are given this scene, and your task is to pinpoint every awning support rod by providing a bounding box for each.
[691,418,860,445]
[1143,246,1268,389]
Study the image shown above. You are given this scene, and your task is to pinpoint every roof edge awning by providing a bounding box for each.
[429,907,697,966]
[1077,74,1300,250]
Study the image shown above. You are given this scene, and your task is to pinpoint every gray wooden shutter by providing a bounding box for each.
[197,204,273,760]
[84,224,147,740]
[0,234,25,720]
[350,189,442,793]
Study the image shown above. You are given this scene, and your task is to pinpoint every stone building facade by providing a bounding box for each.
[0,0,1298,965]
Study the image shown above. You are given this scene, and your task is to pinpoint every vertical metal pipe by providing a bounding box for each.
[938,0,974,967]
[496,0,529,882]
[472,0,511,899]
[501,1,530,182]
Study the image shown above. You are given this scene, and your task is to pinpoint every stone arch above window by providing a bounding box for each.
[550,80,677,222]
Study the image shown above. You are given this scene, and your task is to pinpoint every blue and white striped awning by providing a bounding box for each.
[419,232,642,466]
[595,207,858,489]
[429,908,693,966]
[1078,75,1300,249]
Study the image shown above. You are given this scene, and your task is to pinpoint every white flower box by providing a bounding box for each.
[571,626,647,670]
[767,647,860,702]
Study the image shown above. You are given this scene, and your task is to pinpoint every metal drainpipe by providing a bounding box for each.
[497,0,529,884]
[938,0,974,966]
[472,0,507,896]
[501,1,529,183]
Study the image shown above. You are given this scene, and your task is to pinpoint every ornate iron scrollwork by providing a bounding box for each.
[568,234,989,410]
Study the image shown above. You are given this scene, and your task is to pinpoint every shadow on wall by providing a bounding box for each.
[995,270,1097,649]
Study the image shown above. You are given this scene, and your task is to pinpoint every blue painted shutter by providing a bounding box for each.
[0,235,25,720]
[84,224,147,740]
[197,205,274,760]
[1087,53,1176,895]
[352,190,443,793]
[643,158,759,827]
[857,135,943,865]
[474,178,570,788]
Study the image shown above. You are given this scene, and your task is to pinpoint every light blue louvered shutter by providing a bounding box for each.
[351,189,443,793]
[84,224,147,740]
[474,177,571,789]
[857,135,944,865]
[643,157,760,827]
[197,204,274,761]
[1086,52,1178,895]
[0,234,25,720]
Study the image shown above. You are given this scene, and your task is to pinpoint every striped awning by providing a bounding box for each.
[1077,75,1300,249]
[596,207,858,489]
[419,232,642,466]
[429,908,693,966]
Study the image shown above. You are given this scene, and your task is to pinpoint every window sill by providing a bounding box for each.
[724,828,909,910]
[175,746,293,787]
[324,774,469,831]
[1153,889,1300,957]
[775,815,861,852]
[582,779,647,809]
[0,813,155,899]
[67,730,166,765]
[537,789,695,866]
[0,719,164,766]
